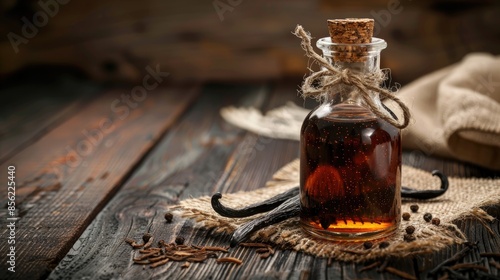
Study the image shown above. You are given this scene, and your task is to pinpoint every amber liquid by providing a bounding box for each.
[300,103,401,240]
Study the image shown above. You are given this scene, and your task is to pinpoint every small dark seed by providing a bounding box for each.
[404,234,416,242]
[402,212,411,221]
[405,225,415,234]
[142,233,152,243]
[379,241,390,249]
[363,241,373,249]
[431,218,440,226]
[164,212,174,223]
[175,236,185,245]
[410,205,419,213]
[423,213,432,222]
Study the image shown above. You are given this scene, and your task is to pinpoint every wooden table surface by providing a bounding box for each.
[1,80,499,280]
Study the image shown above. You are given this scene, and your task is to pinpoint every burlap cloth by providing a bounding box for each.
[174,53,500,262]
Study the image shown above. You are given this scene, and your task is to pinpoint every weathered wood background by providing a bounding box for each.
[0,79,499,280]
[1,0,500,84]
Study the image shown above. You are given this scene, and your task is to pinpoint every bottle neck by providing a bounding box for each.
[316,37,386,105]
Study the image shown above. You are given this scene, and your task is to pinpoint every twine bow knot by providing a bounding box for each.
[293,25,411,129]
[340,69,352,85]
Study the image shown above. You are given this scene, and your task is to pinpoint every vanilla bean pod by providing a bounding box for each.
[230,195,300,247]
[401,170,448,199]
[213,170,447,221]
[213,171,448,247]
[211,186,299,218]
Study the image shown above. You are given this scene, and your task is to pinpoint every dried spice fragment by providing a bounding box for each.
[125,238,144,249]
[403,234,416,242]
[142,233,152,243]
[181,262,190,268]
[410,205,419,213]
[405,225,415,234]
[402,212,411,221]
[202,246,229,253]
[423,213,433,222]
[150,258,169,268]
[217,257,243,265]
[143,236,154,249]
[379,241,390,249]
[175,236,185,245]
[164,212,174,223]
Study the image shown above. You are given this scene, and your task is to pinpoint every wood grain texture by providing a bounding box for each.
[0,85,199,280]
[47,83,269,279]
[48,83,307,280]
[49,82,500,280]
[0,77,99,164]
[5,81,500,279]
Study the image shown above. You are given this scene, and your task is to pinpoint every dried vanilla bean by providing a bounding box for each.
[230,195,300,247]
[211,170,448,239]
[211,186,299,218]
[401,170,449,199]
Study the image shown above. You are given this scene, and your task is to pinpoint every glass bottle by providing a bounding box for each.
[299,36,401,241]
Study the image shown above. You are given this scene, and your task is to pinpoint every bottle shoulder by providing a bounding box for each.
[307,103,377,122]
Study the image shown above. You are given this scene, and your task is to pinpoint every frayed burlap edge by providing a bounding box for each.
[173,159,499,262]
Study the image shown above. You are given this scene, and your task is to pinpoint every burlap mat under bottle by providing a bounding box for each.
[174,159,499,262]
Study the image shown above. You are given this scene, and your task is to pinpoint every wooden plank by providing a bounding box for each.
[0,85,199,279]
[48,83,270,279]
[0,78,100,163]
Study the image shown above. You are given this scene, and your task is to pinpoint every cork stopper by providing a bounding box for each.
[326,18,375,62]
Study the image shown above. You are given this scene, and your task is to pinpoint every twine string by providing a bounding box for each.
[293,25,411,129]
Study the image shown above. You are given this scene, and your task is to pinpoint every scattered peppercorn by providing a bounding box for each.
[363,241,373,249]
[379,241,390,249]
[404,234,416,242]
[431,217,441,226]
[142,233,152,243]
[175,236,185,245]
[405,225,415,234]
[164,212,173,223]
[410,205,419,213]
[423,213,433,222]
[402,212,411,221]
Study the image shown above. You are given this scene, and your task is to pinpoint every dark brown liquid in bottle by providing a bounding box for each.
[300,103,401,239]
